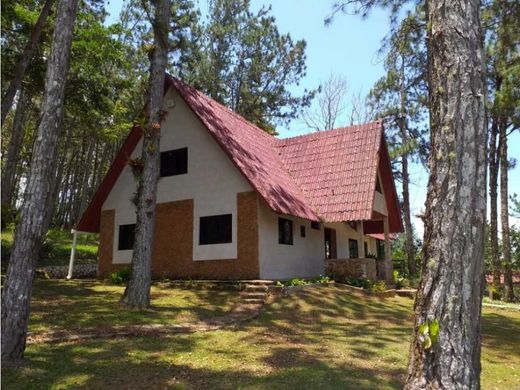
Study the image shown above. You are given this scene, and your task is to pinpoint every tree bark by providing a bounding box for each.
[399,55,416,277]
[489,117,500,297]
[1,0,79,363]
[121,0,171,309]
[1,88,31,209]
[405,0,487,388]
[1,0,54,126]
[499,123,515,302]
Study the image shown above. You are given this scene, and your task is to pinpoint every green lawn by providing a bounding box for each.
[3,281,520,389]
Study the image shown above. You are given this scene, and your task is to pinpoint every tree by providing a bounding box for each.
[185,0,314,133]
[406,0,487,386]
[1,0,79,362]
[1,0,54,126]
[368,8,428,278]
[120,0,171,308]
[302,74,349,131]
[483,0,520,302]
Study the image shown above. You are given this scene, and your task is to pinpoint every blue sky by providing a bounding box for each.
[106,0,520,235]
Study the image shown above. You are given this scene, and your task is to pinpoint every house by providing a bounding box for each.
[76,76,403,281]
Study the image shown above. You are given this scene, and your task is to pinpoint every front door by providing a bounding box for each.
[324,227,337,259]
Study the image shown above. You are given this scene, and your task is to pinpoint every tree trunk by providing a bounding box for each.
[399,55,416,277]
[499,123,515,302]
[1,88,31,209]
[1,0,54,126]
[489,117,500,297]
[405,0,487,388]
[1,0,79,363]
[121,0,171,309]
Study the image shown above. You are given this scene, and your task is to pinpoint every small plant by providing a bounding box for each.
[110,268,132,285]
[393,270,411,290]
[418,319,440,350]
[344,277,372,289]
[370,280,388,293]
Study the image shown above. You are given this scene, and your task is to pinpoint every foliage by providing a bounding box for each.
[343,277,372,289]
[110,268,132,285]
[418,319,440,350]
[276,275,331,287]
[184,0,315,133]
[1,228,98,266]
[370,280,388,293]
[393,270,411,289]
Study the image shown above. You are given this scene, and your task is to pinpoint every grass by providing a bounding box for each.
[28,280,241,333]
[1,228,99,267]
[3,281,519,389]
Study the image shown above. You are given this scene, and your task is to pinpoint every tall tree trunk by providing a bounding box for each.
[399,55,416,277]
[1,88,31,209]
[489,117,500,297]
[1,0,54,126]
[499,123,515,302]
[405,0,487,388]
[1,0,79,363]
[121,0,171,308]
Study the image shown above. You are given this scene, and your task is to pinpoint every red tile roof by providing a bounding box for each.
[77,76,403,234]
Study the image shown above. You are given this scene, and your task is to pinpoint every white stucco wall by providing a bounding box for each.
[257,199,380,280]
[373,171,388,216]
[103,87,252,263]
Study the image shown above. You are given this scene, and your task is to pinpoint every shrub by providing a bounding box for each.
[370,280,388,293]
[344,277,372,289]
[393,270,411,290]
[110,268,132,285]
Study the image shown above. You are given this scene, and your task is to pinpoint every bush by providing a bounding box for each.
[344,277,372,289]
[110,268,132,285]
[393,270,411,290]
[370,280,388,293]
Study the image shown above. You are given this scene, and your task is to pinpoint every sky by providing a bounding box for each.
[105,0,520,236]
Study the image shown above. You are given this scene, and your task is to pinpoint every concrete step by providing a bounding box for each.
[240,292,266,299]
[243,284,268,292]
[241,298,265,304]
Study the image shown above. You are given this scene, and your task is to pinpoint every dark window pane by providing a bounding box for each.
[199,214,232,245]
[160,147,188,177]
[311,221,321,230]
[349,239,359,258]
[364,242,368,258]
[118,224,135,250]
[278,218,293,245]
[300,225,306,237]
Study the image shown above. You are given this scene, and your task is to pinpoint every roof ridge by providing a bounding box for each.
[276,121,383,145]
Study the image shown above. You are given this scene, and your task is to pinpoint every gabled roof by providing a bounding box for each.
[77,76,403,234]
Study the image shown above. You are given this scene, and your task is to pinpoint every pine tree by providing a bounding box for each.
[1,0,79,362]
[120,0,171,308]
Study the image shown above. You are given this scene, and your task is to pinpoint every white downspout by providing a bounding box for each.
[67,229,78,280]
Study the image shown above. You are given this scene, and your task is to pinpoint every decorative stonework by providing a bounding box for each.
[324,258,377,281]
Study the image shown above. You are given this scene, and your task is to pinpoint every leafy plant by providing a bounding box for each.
[110,268,132,285]
[344,277,372,289]
[370,280,388,293]
[418,319,440,350]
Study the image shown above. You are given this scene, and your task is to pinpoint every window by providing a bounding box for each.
[300,225,306,238]
[160,147,188,177]
[118,224,135,250]
[199,214,232,245]
[349,238,359,258]
[364,242,368,258]
[375,175,382,193]
[278,218,293,245]
[377,239,385,260]
[311,221,321,230]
